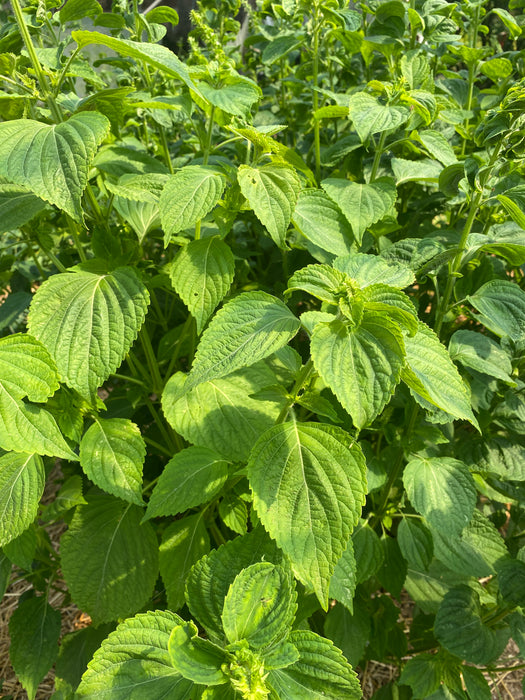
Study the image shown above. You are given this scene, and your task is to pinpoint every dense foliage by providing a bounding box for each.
[1,0,525,697]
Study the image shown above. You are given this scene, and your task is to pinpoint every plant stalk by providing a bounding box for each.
[275,359,316,424]
[312,2,321,184]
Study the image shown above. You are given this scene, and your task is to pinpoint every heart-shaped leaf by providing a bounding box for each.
[0,113,109,220]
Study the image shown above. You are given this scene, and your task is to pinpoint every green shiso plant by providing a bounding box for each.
[0,0,524,697]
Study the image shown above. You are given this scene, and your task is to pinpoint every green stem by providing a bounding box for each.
[369,130,387,183]
[163,315,194,382]
[158,124,174,174]
[139,326,163,395]
[151,290,168,332]
[28,246,47,279]
[53,46,81,96]
[143,436,172,457]
[434,141,502,337]
[194,107,216,241]
[486,663,525,673]
[275,359,316,424]
[461,4,480,156]
[11,0,62,122]
[110,373,148,388]
[203,106,215,166]
[372,404,419,526]
[41,245,67,272]
[312,4,321,185]
[209,520,227,547]
[0,74,34,94]
[66,218,87,262]
[142,473,162,494]
[144,395,178,453]
[127,349,152,385]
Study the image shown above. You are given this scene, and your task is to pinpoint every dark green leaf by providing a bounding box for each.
[9,597,61,700]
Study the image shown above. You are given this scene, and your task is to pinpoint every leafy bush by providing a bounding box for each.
[1,0,525,698]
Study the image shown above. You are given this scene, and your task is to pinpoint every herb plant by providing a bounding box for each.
[1,0,525,698]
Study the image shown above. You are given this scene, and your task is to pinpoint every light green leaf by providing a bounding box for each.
[334,252,414,289]
[185,291,300,393]
[361,285,418,335]
[448,330,514,383]
[113,196,160,243]
[94,144,168,178]
[248,422,367,608]
[159,513,210,611]
[73,30,199,95]
[404,560,471,615]
[219,492,248,535]
[0,453,44,548]
[160,166,226,244]
[0,390,77,459]
[61,493,158,624]
[238,163,301,248]
[468,280,525,341]
[322,178,397,244]
[292,189,355,256]
[492,7,521,38]
[402,321,478,427]
[105,173,169,204]
[434,585,509,665]
[264,642,300,670]
[0,112,109,221]
[431,509,508,578]
[162,367,284,462]
[267,630,361,699]
[79,417,146,506]
[397,518,433,571]
[467,222,525,266]
[348,92,410,142]
[40,474,86,523]
[311,314,405,429]
[479,438,525,481]
[168,621,228,685]
[59,0,101,22]
[262,33,303,65]
[196,75,261,117]
[28,267,149,404]
[170,236,235,333]
[0,333,59,401]
[0,184,47,233]
[497,185,525,229]
[76,610,193,699]
[329,540,357,613]
[287,264,347,303]
[145,446,228,519]
[403,457,476,535]
[222,563,296,649]
[9,597,61,700]
[480,57,513,82]
[391,157,442,185]
[418,130,458,166]
[186,527,284,643]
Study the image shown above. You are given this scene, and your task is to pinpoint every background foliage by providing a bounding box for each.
[1,0,525,698]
